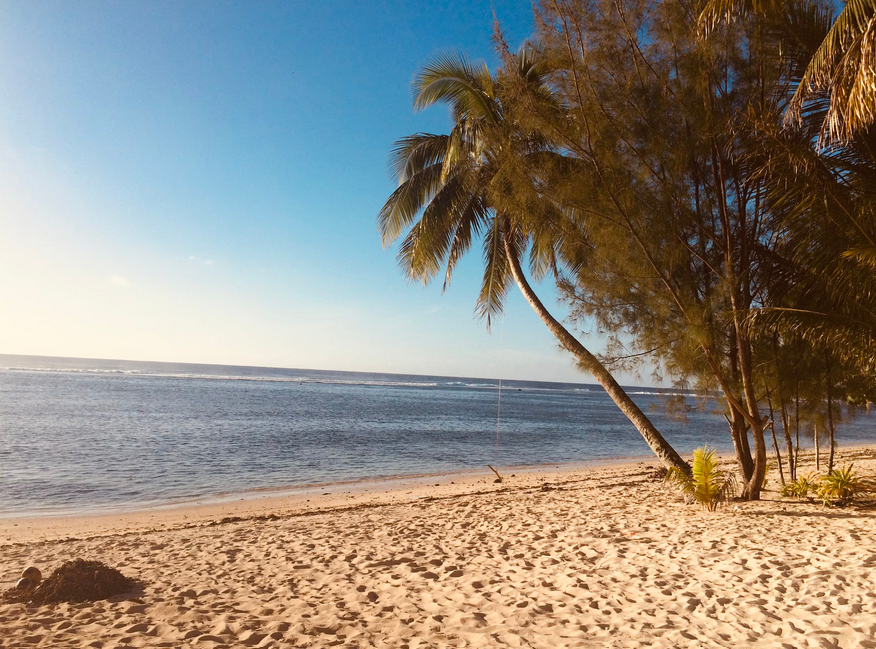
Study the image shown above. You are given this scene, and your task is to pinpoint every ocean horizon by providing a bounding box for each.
[1,353,873,517]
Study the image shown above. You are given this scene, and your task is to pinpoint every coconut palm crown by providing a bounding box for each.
[377,49,558,326]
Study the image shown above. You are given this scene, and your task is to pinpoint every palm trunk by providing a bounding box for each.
[503,235,689,473]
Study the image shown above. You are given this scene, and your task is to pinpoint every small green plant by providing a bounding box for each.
[665,446,736,511]
[816,464,871,506]
[781,472,819,498]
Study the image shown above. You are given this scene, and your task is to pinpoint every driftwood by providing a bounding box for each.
[487,465,504,483]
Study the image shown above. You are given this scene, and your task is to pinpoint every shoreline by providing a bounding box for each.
[0,456,660,544]
[5,443,876,544]
[0,453,661,522]
[5,439,875,525]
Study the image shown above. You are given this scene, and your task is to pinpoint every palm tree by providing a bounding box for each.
[699,0,876,143]
[378,50,689,472]
[786,0,876,143]
[701,0,876,375]
[747,115,876,377]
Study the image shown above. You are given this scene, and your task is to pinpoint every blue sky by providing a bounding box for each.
[0,0,639,384]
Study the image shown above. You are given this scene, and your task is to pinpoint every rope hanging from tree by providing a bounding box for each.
[488,311,506,483]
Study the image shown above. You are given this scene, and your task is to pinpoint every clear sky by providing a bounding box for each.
[0,0,644,384]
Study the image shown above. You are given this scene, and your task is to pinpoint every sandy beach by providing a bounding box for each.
[3,448,876,648]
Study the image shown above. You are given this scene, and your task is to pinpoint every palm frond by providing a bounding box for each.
[387,133,450,183]
[412,52,498,122]
[748,307,876,372]
[665,446,736,511]
[396,174,469,282]
[476,217,511,329]
[443,193,492,291]
[787,0,876,143]
[698,0,780,32]
[377,164,445,248]
[842,244,876,268]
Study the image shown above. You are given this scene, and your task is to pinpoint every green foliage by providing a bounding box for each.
[781,472,819,498]
[782,466,873,505]
[377,48,567,327]
[665,447,736,511]
[816,464,872,506]
[380,0,876,499]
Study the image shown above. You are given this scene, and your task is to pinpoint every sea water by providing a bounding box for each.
[0,354,873,516]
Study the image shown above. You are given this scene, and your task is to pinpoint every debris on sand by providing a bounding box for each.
[3,560,137,605]
[21,566,42,585]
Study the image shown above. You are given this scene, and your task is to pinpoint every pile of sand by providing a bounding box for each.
[3,559,137,605]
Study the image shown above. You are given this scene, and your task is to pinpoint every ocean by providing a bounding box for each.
[1,354,873,517]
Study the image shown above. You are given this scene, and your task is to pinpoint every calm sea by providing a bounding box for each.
[1,354,873,517]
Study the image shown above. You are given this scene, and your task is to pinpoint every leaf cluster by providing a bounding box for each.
[665,446,736,511]
[781,465,874,505]
[816,464,873,505]
[780,471,820,497]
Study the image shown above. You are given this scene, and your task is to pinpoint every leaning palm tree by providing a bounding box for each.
[378,50,689,472]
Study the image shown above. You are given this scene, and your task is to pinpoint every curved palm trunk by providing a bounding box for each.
[503,236,690,473]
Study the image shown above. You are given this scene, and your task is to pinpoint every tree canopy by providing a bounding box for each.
[379,0,876,499]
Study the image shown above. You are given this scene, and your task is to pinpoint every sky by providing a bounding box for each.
[0,0,646,384]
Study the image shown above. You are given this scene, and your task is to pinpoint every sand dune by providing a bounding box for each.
[2,449,876,648]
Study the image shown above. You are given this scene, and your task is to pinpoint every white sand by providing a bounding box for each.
[2,448,876,648]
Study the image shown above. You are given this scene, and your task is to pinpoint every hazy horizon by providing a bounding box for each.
[0,351,612,387]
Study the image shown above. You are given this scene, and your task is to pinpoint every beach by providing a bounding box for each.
[3,448,876,648]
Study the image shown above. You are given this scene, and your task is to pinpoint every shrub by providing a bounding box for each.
[665,446,736,511]
[781,472,819,498]
[817,464,871,506]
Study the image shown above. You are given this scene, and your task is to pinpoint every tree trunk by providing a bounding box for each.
[773,338,795,481]
[780,400,795,481]
[502,235,689,473]
[740,420,767,500]
[828,423,836,473]
[733,328,767,499]
[825,350,836,473]
[794,425,799,475]
[794,387,801,477]
[766,396,785,486]
[815,423,820,470]
[726,407,753,482]
[770,423,784,486]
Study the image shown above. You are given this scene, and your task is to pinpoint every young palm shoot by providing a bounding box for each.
[781,472,820,499]
[665,447,736,512]
[817,464,872,506]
